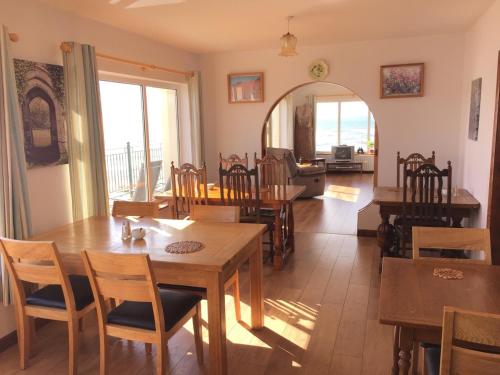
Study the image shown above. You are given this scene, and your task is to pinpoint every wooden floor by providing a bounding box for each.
[0,173,393,374]
[294,173,373,235]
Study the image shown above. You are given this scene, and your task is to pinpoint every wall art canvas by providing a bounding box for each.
[14,58,67,168]
[468,77,482,141]
[227,72,264,103]
[380,63,424,98]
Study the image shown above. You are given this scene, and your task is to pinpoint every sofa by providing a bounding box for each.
[266,147,326,198]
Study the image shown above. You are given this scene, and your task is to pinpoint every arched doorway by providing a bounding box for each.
[260,81,380,235]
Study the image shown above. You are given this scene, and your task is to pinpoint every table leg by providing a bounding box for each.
[249,236,264,329]
[392,326,401,375]
[273,208,284,271]
[288,203,295,253]
[398,327,414,375]
[207,272,227,375]
[377,211,395,259]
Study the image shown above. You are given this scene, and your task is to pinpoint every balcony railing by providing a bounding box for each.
[105,142,166,200]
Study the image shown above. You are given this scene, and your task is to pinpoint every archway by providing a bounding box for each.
[260,81,380,235]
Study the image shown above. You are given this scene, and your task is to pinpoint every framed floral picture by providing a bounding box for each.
[380,63,424,98]
[227,72,264,103]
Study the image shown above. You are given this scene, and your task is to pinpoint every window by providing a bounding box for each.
[99,80,180,203]
[315,98,375,152]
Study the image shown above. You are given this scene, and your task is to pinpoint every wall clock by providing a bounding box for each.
[308,59,329,80]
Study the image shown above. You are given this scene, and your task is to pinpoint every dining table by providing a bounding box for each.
[155,184,306,270]
[30,216,267,375]
[372,187,481,257]
[379,257,500,375]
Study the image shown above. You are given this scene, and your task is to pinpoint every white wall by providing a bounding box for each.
[290,82,355,109]
[201,34,466,182]
[1,0,199,235]
[460,0,500,227]
[0,0,199,339]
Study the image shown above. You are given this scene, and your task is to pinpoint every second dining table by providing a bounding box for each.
[30,216,267,375]
[156,184,306,270]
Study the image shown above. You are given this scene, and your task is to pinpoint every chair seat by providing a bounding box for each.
[26,275,94,311]
[424,345,441,375]
[107,289,201,331]
[158,284,205,294]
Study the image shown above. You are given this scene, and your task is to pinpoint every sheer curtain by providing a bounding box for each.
[188,71,204,166]
[0,26,33,305]
[62,42,108,220]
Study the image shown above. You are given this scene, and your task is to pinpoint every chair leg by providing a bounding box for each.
[145,343,152,354]
[99,333,108,375]
[412,341,419,375]
[193,303,204,365]
[16,312,30,369]
[233,271,241,322]
[68,319,79,375]
[156,339,167,375]
[78,316,85,332]
[269,228,274,261]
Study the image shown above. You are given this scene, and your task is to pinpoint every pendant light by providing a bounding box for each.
[279,16,298,57]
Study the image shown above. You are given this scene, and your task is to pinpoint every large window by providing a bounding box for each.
[315,98,375,152]
[100,80,179,203]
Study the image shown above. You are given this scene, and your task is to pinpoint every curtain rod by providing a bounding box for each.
[60,42,193,78]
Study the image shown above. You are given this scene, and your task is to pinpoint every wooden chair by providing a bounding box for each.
[412,227,492,264]
[81,250,203,375]
[397,151,436,188]
[424,307,500,375]
[396,162,452,257]
[0,238,96,374]
[219,152,249,169]
[170,162,208,219]
[112,200,160,218]
[159,205,242,322]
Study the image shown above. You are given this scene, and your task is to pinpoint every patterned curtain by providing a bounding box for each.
[188,71,204,166]
[0,26,33,305]
[62,42,109,220]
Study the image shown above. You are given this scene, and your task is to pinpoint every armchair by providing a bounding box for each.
[266,147,326,198]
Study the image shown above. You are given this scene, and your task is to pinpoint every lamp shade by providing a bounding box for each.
[279,32,298,57]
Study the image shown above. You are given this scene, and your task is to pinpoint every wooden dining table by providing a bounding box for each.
[372,187,480,257]
[379,257,500,375]
[155,184,306,271]
[30,216,267,375]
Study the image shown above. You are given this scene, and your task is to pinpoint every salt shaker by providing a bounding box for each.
[121,220,131,240]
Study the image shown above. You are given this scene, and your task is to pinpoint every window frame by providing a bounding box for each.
[99,72,183,201]
[314,95,374,155]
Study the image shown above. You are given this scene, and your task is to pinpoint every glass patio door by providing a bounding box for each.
[100,80,179,204]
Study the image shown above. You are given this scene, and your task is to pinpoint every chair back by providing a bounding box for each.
[255,153,287,200]
[266,147,298,178]
[132,160,163,201]
[170,163,208,219]
[219,163,260,222]
[397,151,435,188]
[219,153,248,169]
[412,227,491,264]
[112,200,160,218]
[190,205,240,223]
[440,307,500,375]
[0,238,76,312]
[81,251,165,333]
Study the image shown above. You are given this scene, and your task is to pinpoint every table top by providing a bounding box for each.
[30,216,266,272]
[156,184,305,205]
[372,186,480,208]
[379,258,500,329]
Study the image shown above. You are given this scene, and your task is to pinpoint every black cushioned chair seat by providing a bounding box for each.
[107,289,201,331]
[26,275,94,311]
[424,345,441,375]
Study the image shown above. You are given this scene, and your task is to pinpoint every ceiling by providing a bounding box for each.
[36,0,495,54]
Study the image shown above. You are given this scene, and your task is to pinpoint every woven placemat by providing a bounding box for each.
[433,267,464,280]
[165,241,204,254]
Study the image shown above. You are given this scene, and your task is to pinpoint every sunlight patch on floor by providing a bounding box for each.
[324,184,360,202]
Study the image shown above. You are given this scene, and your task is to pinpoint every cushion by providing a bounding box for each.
[424,345,441,375]
[107,289,201,331]
[26,275,94,311]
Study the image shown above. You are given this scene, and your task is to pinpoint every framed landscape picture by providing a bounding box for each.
[227,72,264,103]
[380,63,424,98]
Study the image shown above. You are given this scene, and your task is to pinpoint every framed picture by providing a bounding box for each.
[227,72,264,103]
[14,59,68,169]
[468,77,482,141]
[380,63,424,98]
